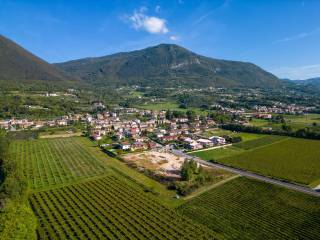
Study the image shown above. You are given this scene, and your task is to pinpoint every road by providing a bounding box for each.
[171,149,320,197]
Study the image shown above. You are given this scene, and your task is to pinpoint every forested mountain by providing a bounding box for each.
[293,77,320,88]
[0,35,74,89]
[56,44,282,88]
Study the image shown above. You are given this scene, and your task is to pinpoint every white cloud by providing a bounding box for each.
[170,35,179,41]
[274,27,320,43]
[271,64,320,80]
[128,9,169,34]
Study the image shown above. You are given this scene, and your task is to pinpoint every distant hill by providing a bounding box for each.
[56,44,282,88]
[292,77,320,88]
[0,35,74,89]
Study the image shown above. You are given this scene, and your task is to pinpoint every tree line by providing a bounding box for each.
[222,123,320,140]
[0,130,37,239]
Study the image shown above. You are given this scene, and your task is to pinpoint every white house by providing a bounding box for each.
[209,136,226,145]
[197,138,214,147]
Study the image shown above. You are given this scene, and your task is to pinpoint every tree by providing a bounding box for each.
[180,159,197,181]
[186,110,196,122]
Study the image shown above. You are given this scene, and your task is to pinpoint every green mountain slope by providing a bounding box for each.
[293,77,320,88]
[0,35,73,88]
[56,44,282,88]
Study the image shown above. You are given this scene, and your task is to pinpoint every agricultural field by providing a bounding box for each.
[31,176,218,240]
[177,177,320,240]
[9,136,183,206]
[9,137,109,189]
[249,113,320,130]
[201,129,264,142]
[137,101,208,116]
[219,138,320,185]
[190,146,245,161]
[140,101,180,110]
[233,135,286,150]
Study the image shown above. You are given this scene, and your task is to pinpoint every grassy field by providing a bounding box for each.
[31,176,218,240]
[219,138,320,185]
[9,137,109,190]
[250,114,320,130]
[190,146,245,160]
[177,177,320,240]
[201,129,265,142]
[140,101,181,110]
[189,134,282,161]
[137,101,208,116]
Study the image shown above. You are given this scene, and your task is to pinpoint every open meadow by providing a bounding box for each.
[177,177,320,240]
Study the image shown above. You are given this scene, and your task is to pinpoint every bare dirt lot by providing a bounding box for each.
[122,150,187,178]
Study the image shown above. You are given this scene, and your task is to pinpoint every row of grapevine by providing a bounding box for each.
[9,138,108,189]
[30,176,219,240]
[177,177,320,240]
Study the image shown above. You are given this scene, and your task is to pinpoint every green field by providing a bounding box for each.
[9,138,108,189]
[31,176,217,240]
[233,135,286,150]
[9,137,221,239]
[190,146,245,160]
[220,138,320,185]
[250,114,320,130]
[139,101,181,110]
[177,177,320,240]
[137,101,208,116]
[8,136,320,239]
[201,129,265,142]
[9,137,181,205]
[190,135,283,160]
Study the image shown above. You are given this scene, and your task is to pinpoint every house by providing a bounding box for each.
[131,142,148,151]
[91,134,102,141]
[209,136,226,145]
[46,120,56,127]
[120,142,131,150]
[162,135,178,142]
[188,141,203,150]
[0,120,9,130]
[148,141,157,149]
[255,113,272,119]
[56,119,68,126]
[197,139,214,147]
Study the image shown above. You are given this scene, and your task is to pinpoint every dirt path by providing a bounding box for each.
[188,144,233,153]
[183,175,240,201]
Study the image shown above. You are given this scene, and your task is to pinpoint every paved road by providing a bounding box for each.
[171,149,320,197]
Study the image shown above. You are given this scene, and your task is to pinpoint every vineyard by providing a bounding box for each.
[30,176,219,240]
[219,138,320,185]
[9,137,108,189]
[233,135,285,150]
[178,177,320,240]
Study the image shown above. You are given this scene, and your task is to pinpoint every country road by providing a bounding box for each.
[170,149,320,197]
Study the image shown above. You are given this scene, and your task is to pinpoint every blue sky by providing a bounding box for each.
[0,0,320,79]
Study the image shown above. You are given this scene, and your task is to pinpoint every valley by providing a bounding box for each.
[1,28,320,240]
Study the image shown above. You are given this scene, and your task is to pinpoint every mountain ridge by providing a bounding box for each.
[0,35,73,85]
[55,43,282,88]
